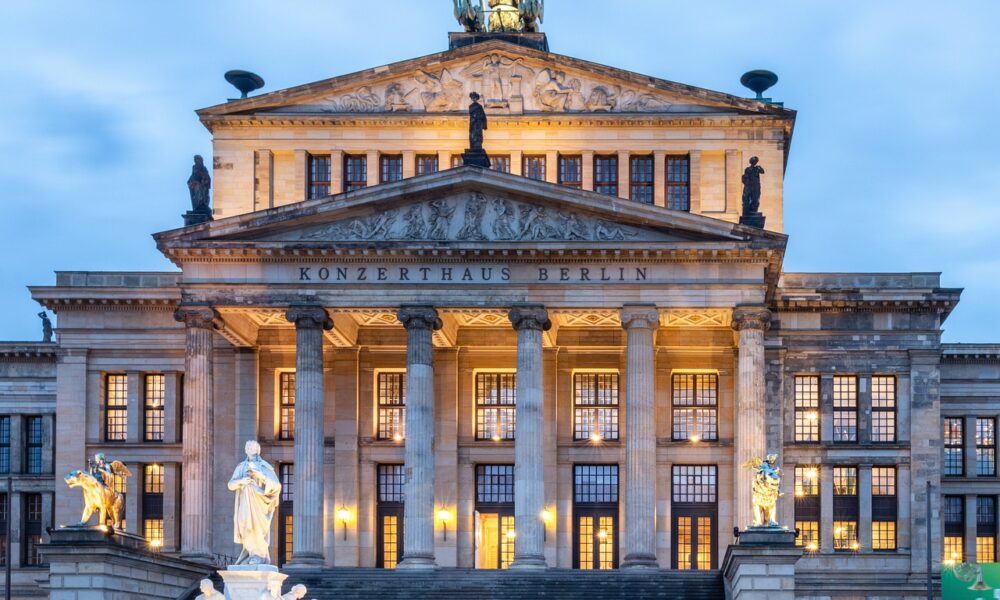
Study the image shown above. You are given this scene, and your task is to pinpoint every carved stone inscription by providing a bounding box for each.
[263,192,672,243]
[292,263,652,284]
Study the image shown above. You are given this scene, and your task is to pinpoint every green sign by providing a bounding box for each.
[944,563,1000,599]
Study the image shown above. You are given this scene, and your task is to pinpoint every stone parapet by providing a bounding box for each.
[722,532,801,600]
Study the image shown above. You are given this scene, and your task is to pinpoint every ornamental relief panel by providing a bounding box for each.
[260,192,676,243]
[275,53,706,115]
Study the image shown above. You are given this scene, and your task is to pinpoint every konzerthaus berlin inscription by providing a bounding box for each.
[1,4,996,600]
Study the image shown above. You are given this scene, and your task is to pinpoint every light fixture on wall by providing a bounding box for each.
[541,509,553,541]
[393,432,404,443]
[438,509,452,541]
[337,507,351,540]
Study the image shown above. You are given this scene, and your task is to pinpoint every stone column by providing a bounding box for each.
[396,306,442,569]
[285,305,332,568]
[620,306,660,568]
[508,304,551,569]
[732,305,771,530]
[173,304,218,562]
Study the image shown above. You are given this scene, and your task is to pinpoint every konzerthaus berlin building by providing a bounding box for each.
[2,22,999,600]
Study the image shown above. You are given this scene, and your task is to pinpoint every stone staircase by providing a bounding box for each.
[281,568,724,600]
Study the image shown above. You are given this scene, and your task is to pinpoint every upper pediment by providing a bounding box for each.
[198,40,793,119]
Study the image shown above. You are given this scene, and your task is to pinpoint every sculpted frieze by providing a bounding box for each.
[261,192,674,243]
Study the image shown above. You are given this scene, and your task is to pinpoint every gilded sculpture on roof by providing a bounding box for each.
[453,0,543,33]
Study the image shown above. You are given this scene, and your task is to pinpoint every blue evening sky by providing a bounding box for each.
[1,1,997,342]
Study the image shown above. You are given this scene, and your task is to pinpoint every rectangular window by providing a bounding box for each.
[142,464,164,547]
[978,536,995,564]
[871,376,896,443]
[573,373,619,442]
[672,465,717,570]
[558,155,582,188]
[672,373,718,442]
[25,416,43,474]
[574,464,619,570]
[977,417,996,476]
[833,467,859,551]
[833,521,858,552]
[377,372,406,441]
[144,374,165,442]
[380,154,403,184]
[0,493,6,566]
[794,466,820,552]
[523,155,546,181]
[416,155,439,176]
[594,155,618,196]
[977,496,997,563]
[629,155,653,204]
[793,376,820,443]
[945,495,965,526]
[945,536,964,564]
[576,464,620,504]
[832,376,858,442]
[0,417,8,474]
[344,155,367,192]
[476,372,516,441]
[944,495,965,564]
[476,465,515,570]
[872,467,897,551]
[105,374,128,442]
[672,465,718,504]
[308,154,331,198]
[665,155,691,211]
[279,464,294,566]
[476,464,515,505]
[24,493,44,566]
[278,372,295,441]
[377,464,405,569]
[944,417,965,476]
[490,155,511,174]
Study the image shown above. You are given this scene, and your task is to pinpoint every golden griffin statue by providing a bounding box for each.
[64,452,132,529]
[741,453,782,528]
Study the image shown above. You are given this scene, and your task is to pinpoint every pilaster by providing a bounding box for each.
[653,150,666,207]
[617,151,630,200]
[54,348,88,529]
[582,151,594,191]
[689,149,702,213]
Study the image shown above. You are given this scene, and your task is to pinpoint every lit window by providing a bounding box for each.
[490,155,511,174]
[308,154,331,198]
[416,155,439,176]
[594,155,618,196]
[944,496,966,564]
[833,467,858,552]
[142,464,164,546]
[672,465,716,570]
[794,466,820,497]
[872,467,896,496]
[24,493,44,566]
[834,467,857,496]
[978,536,995,563]
[380,154,403,183]
[796,521,819,551]
[977,418,996,476]
[279,372,295,441]
[377,464,405,569]
[144,374,165,442]
[672,374,718,442]
[558,155,582,188]
[344,155,367,191]
[794,466,820,551]
[793,376,820,443]
[476,464,514,504]
[833,521,858,551]
[977,496,997,563]
[573,373,619,441]
[871,376,896,442]
[629,155,653,204]
[871,466,897,550]
[944,418,964,476]
[476,372,516,441]
[832,376,857,442]
[872,521,895,551]
[944,536,964,564]
[144,519,164,546]
[523,155,546,181]
[25,417,43,474]
[105,374,128,442]
[377,372,406,441]
[665,155,690,211]
[279,464,294,566]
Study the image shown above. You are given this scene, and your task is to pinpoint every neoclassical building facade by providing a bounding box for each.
[2,28,999,600]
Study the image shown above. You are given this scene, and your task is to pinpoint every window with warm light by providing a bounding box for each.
[629,155,653,204]
[672,373,717,442]
[794,466,820,551]
[24,493,44,566]
[832,521,858,552]
[380,154,403,184]
[672,465,717,570]
[833,467,858,551]
[142,464,164,547]
[416,154,439,176]
[574,464,619,570]
[573,372,619,442]
[476,372,516,441]
[594,155,618,196]
[871,375,896,443]
[105,374,128,442]
[944,417,965,476]
[523,155,546,181]
[832,376,858,443]
[796,521,819,552]
[558,155,582,189]
[944,495,964,564]
[377,371,406,441]
[871,467,897,551]
[476,464,515,569]
[793,376,820,443]
[978,496,997,563]
[279,463,294,566]
[377,464,405,569]
[278,371,295,441]
[308,154,331,198]
[344,154,367,192]
[25,416,43,474]
[977,417,996,476]
[144,374,165,442]
[665,155,691,211]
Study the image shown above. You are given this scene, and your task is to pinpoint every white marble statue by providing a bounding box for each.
[195,579,224,600]
[258,580,308,600]
[228,440,282,565]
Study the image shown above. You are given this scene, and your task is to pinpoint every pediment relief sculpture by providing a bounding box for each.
[276,55,700,115]
[257,192,681,243]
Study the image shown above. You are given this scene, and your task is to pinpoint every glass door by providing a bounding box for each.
[573,464,619,569]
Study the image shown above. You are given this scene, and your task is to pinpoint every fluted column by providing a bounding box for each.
[286,305,333,567]
[508,304,551,570]
[173,304,218,562]
[396,306,442,569]
[732,305,771,530]
[620,305,660,568]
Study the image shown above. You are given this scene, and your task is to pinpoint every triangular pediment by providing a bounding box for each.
[155,168,787,254]
[198,41,792,119]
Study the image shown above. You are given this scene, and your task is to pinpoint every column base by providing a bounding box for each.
[621,552,659,568]
[396,554,437,570]
[285,553,325,570]
[509,554,548,570]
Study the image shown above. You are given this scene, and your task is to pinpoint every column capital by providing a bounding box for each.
[732,305,771,332]
[396,305,442,331]
[285,305,333,330]
[619,305,660,331]
[174,304,219,329]
[508,304,551,332]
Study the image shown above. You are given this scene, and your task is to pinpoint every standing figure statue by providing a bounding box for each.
[468,92,488,151]
[38,311,52,342]
[452,0,483,32]
[228,440,282,565]
[519,0,544,32]
[188,155,212,214]
[741,156,764,215]
[64,452,131,528]
[742,453,783,528]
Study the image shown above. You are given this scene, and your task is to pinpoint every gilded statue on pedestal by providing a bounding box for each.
[228,440,282,565]
[742,453,782,528]
[64,452,132,529]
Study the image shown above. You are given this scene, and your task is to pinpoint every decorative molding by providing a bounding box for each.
[660,309,731,328]
[731,306,771,332]
[554,310,620,328]
[351,311,401,327]
[452,310,510,327]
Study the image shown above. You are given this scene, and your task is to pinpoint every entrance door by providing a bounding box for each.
[377,464,405,569]
[573,464,619,569]
[475,464,515,569]
[671,465,718,570]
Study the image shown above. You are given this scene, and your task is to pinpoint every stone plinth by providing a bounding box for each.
[739,212,766,229]
[723,528,801,600]
[182,210,213,226]
[220,565,287,600]
[41,526,210,599]
[461,149,491,169]
[448,31,549,52]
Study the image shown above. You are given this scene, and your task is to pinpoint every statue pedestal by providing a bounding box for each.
[461,149,491,169]
[220,565,286,600]
[723,528,801,600]
[739,212,766,229]
[183,210,213,226]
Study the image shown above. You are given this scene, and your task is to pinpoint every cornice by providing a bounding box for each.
[774,297,959,314]
[0,343,57,360]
